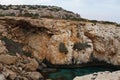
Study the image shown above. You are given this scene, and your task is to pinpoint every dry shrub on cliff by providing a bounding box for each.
[59,42,68,54]
[73,42,91,51]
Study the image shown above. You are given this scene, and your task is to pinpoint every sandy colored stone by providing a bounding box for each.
[0,54,17,65]
[0,40,7,54]
[27,72,43,80]
[0,74,6,80]
[25,59,39,71]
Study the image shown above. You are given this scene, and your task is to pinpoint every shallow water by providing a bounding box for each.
[46,66,119,80]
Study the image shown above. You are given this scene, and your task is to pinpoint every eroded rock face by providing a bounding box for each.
[84,24,120,65]
[0,17,120,65]
[74,71,120,80]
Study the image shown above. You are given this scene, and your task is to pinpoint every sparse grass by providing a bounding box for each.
[41,15,54,19]
[89,20,120,26]
[89,20,98,23]
[116,24,120,27]
[99,21,116,24]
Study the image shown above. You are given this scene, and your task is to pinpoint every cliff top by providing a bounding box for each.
[0,5,119,26]
[0,5,80,20]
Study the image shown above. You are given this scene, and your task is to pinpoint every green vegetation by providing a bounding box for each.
[29,6,37,9]
[41,15,54,18]
[31,13,39,19]
[7,13,16,16]
[59,42,68,54]
[73,42,91,51]
[19,13,39,18]
[0,5,3,9]
[89,20,120,26]
[0,5,119,26]
[22,13,33,17]
[0,13,16,17]
[67,18,88,22]
[89,20,98,23]
[116,24,120,27]
[0,14,5,17]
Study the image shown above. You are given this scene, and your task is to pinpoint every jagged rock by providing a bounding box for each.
[8,73,17,80]
[73,71,120,80]
[0,74,6,80]
[0,54,17,65]
[3,68,16,79]
[25,59,39,71]
[27,72,43,80]
[0,24,7,33]
[0,40,7,54]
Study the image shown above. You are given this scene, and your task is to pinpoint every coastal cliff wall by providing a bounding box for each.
[0,17,120,65]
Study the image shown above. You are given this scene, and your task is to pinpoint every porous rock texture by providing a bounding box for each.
[0,17,120,65]
[0,39,43,80]
[74,71,120,80]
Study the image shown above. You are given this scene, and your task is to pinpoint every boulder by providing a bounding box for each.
[25,59,39,71]
[0,54,17,65]
[27,72,43,80]
[0,74,6,80]
[3,68,17,79]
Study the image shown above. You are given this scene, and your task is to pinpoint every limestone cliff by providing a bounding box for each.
[0,17,120,65]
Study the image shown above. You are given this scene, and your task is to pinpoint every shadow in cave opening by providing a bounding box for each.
[39,59,120,80]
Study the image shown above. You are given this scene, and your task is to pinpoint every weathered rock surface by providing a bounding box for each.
[0,54,17,65]
[27,72,43,80]
[0,40,7,54]
[74,71,120,80]
[0,74,6,80]
[25,58,39,71]
[0,5,119,80]
[0,41,43,80]
[0,17,120,66]
[0,5,80,20]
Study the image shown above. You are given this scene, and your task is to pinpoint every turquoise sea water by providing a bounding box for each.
[47,66,119,80]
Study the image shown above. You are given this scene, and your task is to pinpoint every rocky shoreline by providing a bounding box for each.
[74,71,120,80]
[0,40,44,80]
[0,37,119,80]
[0,6,119,79]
